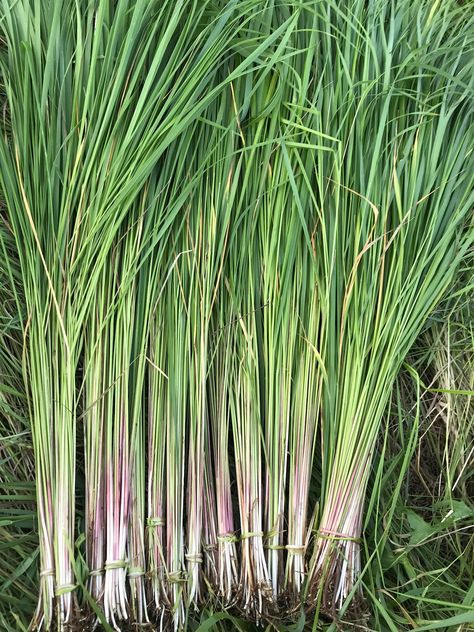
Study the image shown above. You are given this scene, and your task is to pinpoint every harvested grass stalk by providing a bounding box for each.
[304,0,474,613]
[0,0,295,627]
[0,0,473,630]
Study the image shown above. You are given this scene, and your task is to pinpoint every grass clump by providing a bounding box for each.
[0,0,473,630]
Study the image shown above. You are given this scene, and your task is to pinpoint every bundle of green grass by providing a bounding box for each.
[0,0,473,630]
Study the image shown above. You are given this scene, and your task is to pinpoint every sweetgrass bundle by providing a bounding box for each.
[0,0,473,630]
